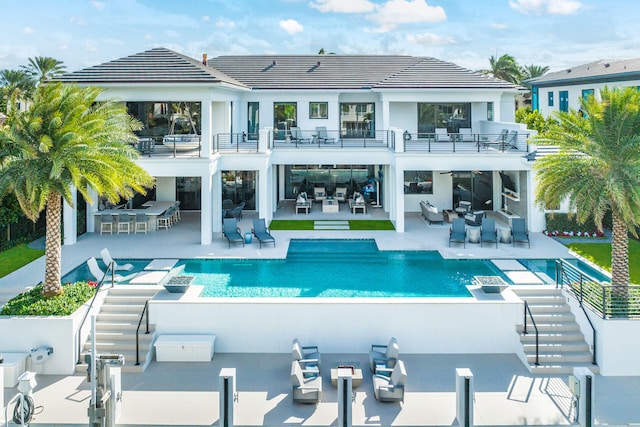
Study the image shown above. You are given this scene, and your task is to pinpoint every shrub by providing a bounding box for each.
[544,212,612,237]
[0,281,95,316]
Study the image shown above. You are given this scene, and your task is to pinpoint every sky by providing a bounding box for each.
[1,0,639,74]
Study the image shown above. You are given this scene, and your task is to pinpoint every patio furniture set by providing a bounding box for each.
[295,188,366,215]
[449,216,530,248]
[290,337,406,404]
[97,201,181,234]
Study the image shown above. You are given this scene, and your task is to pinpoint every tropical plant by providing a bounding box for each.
[481,54,522,84]
[0,83,155,297]
[0,69,34,112]
[521,64,550,83]
[534,86,640,292]
[516,107,555,133]
[21,56,66,85]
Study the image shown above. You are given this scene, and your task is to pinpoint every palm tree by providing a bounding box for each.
[534,86,640,292]
[481,54,522,84]
[0,83,155,297]
[0,69,34,112]
[21,56,66,85]
[521,64,550,82]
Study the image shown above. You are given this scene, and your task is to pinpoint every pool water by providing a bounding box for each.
[517,258,610,283]
[180,239,506,298]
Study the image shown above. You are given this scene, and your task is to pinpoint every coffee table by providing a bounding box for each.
[330,362,363,387]
[322,198,339,213]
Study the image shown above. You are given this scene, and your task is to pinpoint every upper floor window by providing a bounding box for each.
[273,102,297,140]
[548,92,554,107]
[340,103,374,138]
[487,102,494,121]
[309,102,328,119]
[582,89,594,99]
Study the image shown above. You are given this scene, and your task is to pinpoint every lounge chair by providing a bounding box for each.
[290,126,309,143]
[505,130,518,149]
[315,126,335,144]
[482,129,508,148]
[435,128,450,142]
[368,337,399,372]
[222,218,244,248]
[480,217,498,248]
[449,218,466,248]
[333,187,347,203]
[511,218,530,248]
[373,359,407,403]
[100,248,133,271]
[87,257,136,283]
[252,218,275,248]
[292,338,321,369]
[458,127,474,142]
[291,360,322,403]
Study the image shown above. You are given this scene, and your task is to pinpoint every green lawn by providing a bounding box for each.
[568,239,640,284]
[0,244,45,278]
[269,219,395,231]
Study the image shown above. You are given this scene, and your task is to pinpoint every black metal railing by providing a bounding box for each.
[135,300,151,366]
[403,132,530,153]
[214,133,260,153]
[523,300,540,365]
[76,261,116,364]
[270,129,391,149]
[556,259,640,320]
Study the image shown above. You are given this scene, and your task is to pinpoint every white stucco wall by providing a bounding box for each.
[150,288,523,355]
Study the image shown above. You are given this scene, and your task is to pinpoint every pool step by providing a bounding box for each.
[314,220,350,230]
[77,287,158,374]
[513,288,598,375]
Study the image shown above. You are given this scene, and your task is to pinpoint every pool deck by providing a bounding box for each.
[2,212,639,426]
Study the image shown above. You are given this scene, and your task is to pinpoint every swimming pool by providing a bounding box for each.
[64,239,590,298]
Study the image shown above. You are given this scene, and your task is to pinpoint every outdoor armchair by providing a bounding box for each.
[373,360,407,403]
[292,338,321,369]
[291,360,322,403]
[368,337,399,372]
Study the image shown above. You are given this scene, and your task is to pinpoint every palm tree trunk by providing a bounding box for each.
[610,210,629,314]
[42,192,63,297]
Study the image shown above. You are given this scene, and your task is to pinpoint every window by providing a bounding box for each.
[582,89,594,99]
[126,101,201,138]
[559,91,569,112]
[417,103,470,136]
[487,102,494,121]
[531,88,539,111]
[273,102,297,140]
[247,102,259,140]
[404,171,433,194]
[548,92,554,107]
[309,102,328,119]
[340,103,374,138]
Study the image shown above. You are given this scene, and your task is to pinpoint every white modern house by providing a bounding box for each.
[528,58,640,117]
[55,48,542,245]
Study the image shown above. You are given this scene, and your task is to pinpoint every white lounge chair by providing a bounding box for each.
[87,257,136,283]
[291,360,322,403]
[368,337,399,372]
[100,248,133,271]
[373,360,407,402]
[435,128,450,142]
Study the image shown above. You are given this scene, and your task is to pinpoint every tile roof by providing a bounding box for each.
[55,48,522,91]
[526,58,640,86]
[208,55,522,90]
[54,47,248,87]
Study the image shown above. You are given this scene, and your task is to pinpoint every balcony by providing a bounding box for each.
[403,131,531,153]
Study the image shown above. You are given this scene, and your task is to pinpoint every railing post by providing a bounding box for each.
[523,301,528,334]
[601,287,607,319]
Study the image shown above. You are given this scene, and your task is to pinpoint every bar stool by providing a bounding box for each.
[134,213,148,234]
[117,213,131,234]
[100,214,114,234]
[157,210,172,230]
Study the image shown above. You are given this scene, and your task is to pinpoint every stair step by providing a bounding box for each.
[89,331,155,342]
[522,342,590,352]
[520,331,585,342]
[527,352,594,363]
[84,341,153,352]
[529,313,576,323]
[97,312,145,322]
[104,295,154,304]
[108,286,161,296]
[527,304,571,313]
[99,304,147,313]
[76,362,147,374]
[530,363,600,375]
[95,322,154,332]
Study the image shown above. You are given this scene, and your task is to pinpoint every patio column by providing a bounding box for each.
[63,187,77,245]
[258,166,270,223]
[258,128,270,152]
[456,368,474,427]
[393,128,404,153]
[219,368,236,427]
[201,100,213,158]
[86,187,98,233]
[201,172,213,245]
[394,165,405,232]
[212,170,223,234]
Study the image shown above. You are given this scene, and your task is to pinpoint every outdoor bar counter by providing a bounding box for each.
[93,201,177,233]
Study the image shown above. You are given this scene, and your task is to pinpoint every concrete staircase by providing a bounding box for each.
[513,287,599,375]
[77,286,159,374]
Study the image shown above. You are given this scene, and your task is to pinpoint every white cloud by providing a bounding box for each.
[279,19,304,35]
[23,27,34,34]
[144,34,153,40]
[164,30,180,38]
[491,23,508,29]
[202,16,210,22]
[84,41,98,52]
[215,19,235,28]
[368,0,446,33]
[509,0,583,15]
[91,1,105,11]
[407,32,455,46]
[70,16,87,26]
[309,0,375,13]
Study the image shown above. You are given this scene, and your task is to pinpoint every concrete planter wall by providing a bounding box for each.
[0,288,107,375]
